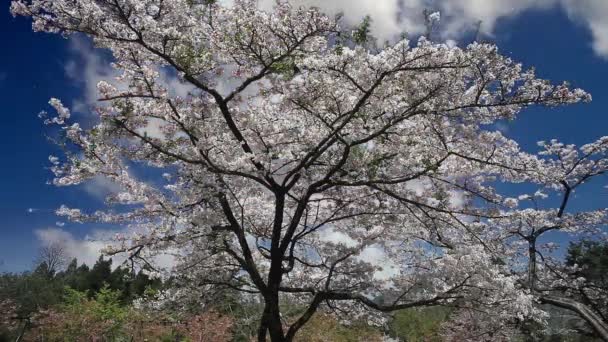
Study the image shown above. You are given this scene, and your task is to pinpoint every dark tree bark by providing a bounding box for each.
[540,295,608,341]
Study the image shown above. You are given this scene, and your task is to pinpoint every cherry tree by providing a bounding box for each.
[442,138,608,341]
[499,138,608,339]
[11,0,606,340]
[439,308,519,341]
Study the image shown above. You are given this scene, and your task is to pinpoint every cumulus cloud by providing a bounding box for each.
[258,0,608,59]
[62,0,608,119]
[355,244,399,281]
[65,36,118,114]
[158,68,198,98]
[65,36,196,111]
[81,175,122,201]
[261,0,421,41]
[434,0,556,38]
[35,227,177,270]
[432,0,608,59]
[64,35,197,140]
[219,0,423,41]
[35,227,115,268]
[318,226,358,247]
[317,227,399,280]
[561,0,608,57]
[437,1,608,59]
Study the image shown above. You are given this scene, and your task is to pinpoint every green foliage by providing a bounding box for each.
[0,256,163,339]
[57,257,162,302]
[173,41,210,74]
[559,240,608,339]
[36,286,130,341]
[215,293,264,342]
[296,313,383,342]
[0,330,11,342]
[353,16,372,45]
[159,331,189,342]
[33,261,56,278]
[2,248,606,341]
[388,306,452,342]
[59,259,87,291]
[270,59,299,79]
[88,256,113,292]
[566,240,608,285]
[334,43,344,55]
[91,286,129,325]
[216,296,383,342]
[350,145,366,161]
[0,270,65,319]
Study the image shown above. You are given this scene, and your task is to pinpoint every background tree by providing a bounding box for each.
[566,240,608,301]
[60,258,92,292]
[34,240,67,277]
[503,139,608,339]
[548,240,608,337]
[10,1,604,341]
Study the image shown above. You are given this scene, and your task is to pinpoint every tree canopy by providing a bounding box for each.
[10,0,608,340]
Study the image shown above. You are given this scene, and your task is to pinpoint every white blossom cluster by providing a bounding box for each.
[11,0,607,339]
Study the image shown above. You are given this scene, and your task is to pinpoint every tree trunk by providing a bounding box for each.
[15,319,28,342]
[257,293,285,342]
[540,295,608,341]
[528,239,537,291]
[257,191,287,342]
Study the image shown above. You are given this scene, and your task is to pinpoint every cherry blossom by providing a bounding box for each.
[11,0,606,340]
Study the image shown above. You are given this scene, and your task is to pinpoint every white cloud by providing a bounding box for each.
[318,226,359,247]
[435,0,556,38]
[428,0,608,59]
[495,121,510,134]
[64,36,197,143]
[35,227,177,270]
[158,68,198,98]
[35,227,113,268]
[356,244,400,280]
[61,0,608,121]
[317,227,400,280]
[253,0,608,59]
[82,175,122,201]
[65,36,119,114]
[252,0,421,41]
[561,0,608,57]
[65,36,196,109]
[136,117,168,140]
[448,190,467,209]
[219,0,421,41]
[405,179,429,196]
[434,0,608,60]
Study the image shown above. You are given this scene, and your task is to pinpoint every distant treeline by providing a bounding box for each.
[0,240,605,341]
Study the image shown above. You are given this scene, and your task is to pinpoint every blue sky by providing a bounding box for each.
[0,3,606,272]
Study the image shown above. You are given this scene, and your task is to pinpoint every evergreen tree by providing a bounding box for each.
[87,256,112,295]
